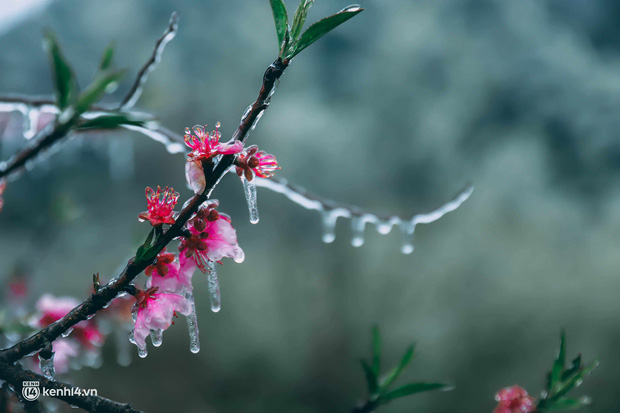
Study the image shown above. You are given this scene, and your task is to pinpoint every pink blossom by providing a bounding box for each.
[138,186,179,226]
[494,386,536,413]
[131,287,191,350]
[178,202,244,272]
[0,179,6,213]
[184,123,244,162]
[33,294,104,348]
[235,145,280,181]
[185,160,207,194]
[147,254,196,295]
[49,338,79,374]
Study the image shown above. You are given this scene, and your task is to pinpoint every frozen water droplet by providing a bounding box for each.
[137,346,148,358]
[23,109,39,140]
[350,216,368,247]
[185,293,200,353]
[61,328,73,338]
[206,261,221,312]
[342,5,362,12]
[376,220,394,235]
[399,221,416,254]
[150,329,163,347]
[320,209,348,243]
[39,353,55,380]
[242,173,259,224]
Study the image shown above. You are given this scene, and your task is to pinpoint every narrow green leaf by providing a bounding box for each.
[562,354,582,381]
[544,397,592,411]
[381,382,452,402]
[99,42,115,72]
[77,112,154,130]
[291,6,363,58]
[269,0,289,51]
[380,344,416,391]
[76,70,126,115]
[136,228,155,261]
[290,0,315,41]
[550,330,567,392]
[360,359,379,396]
[43,31,79,110]
[554,359,599,400]
[372,326,381,376]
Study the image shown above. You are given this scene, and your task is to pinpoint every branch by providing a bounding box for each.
[0,361,143,413]
[0,57,288,364]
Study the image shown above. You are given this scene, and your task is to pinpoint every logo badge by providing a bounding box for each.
[22,381,40,401]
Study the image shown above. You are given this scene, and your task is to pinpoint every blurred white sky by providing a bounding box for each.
[0,0,53,36]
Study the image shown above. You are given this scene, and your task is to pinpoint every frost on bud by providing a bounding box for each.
[138,186,179,226]
[493,386,536,413]
[185,160,206,194]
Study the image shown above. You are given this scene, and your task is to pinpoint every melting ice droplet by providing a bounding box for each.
[150,329,163,347]
[39,353,55,381]
[350,216,368,247]
[399,221,416,255]
[242,173,259,224]
[207,261,221,313]
[185,293,200,354]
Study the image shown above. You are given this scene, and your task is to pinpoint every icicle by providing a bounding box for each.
[242,172,259,224]
[137,347,148,358]
[206,260,221,313]
[399,221,416,255]
[185,292,200,353]
[39,353,55,380]
[320,208,348,243]
[22,109,39,140]
[61,328,73,338]
[350,215,369,247]
[150,329,163,347]
[115,328,131,366]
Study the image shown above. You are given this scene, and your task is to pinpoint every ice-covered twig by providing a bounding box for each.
[0,361,143,413]
[119,12,179,110]
[255,176,473,253]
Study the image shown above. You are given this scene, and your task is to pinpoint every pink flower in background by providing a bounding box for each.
[0,179,5,213]
[494,386,536,413]
[138,186,179,226]
[235,145,279,180]
[145,251,176,277]
[48,338,79,374]
[147,254,196,294]
[184,123,244,162]
[178,203,244,272]
[131,287,191,350]
[33,294,103,348]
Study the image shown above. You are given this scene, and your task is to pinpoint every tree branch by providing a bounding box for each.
[0,362,143,413]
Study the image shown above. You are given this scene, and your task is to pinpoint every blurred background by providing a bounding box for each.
[1,0,620,411]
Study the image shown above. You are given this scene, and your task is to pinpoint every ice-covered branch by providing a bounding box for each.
[0,361,143,413]
[255,176,473,253]
[119,12,179,110]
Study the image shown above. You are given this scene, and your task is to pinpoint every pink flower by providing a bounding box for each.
[147,254,196,295]
[178,202,244,272]
[138,186,179,226]
[184,123,244,162]
[49,338,79,374]
[0,179,6,213]
[235,145,280,181]
[131,287,191,350]
[33,294,104,348]
[494,386,536,413]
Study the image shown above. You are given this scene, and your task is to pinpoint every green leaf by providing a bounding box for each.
[76,70,126,115]
[372,326,381,377]
[290,0,315,41]
[549,330,567,392]
[544,397,592,411]
[77,112,154,130]
[554,359,599,400]
[43,31,79,110]
[562,354,582,381]
[360,359,379,396]
[99,42,115,72]
[380,382,452,402]
[269,0,289,51]
[136,228,155,261]
[380,344,415,391]
[291,5,363,58]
